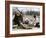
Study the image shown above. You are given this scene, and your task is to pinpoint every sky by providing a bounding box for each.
[17,7,40,12]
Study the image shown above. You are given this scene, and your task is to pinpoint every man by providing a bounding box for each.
[34,15,40,28]
[13,12,23,26]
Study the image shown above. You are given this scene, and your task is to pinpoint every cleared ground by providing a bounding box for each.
[13,15,40,29]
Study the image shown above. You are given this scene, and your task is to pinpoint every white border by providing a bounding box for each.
[10,4,43,34]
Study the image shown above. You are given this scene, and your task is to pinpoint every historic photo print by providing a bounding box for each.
[12,7,40,29]
[10,4,42,34]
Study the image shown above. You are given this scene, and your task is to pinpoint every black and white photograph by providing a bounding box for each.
[12,7,40,29]
[10,4,43,34]
[5,1,45,37]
